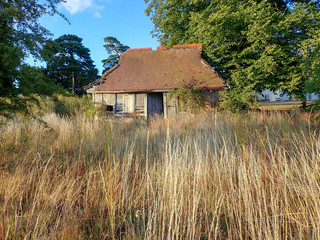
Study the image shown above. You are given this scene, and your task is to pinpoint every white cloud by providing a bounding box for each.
[94,12,102,18]
[62,0,93,14]
[62,0,109,15]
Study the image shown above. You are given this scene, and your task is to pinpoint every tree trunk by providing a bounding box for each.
[72,71,75,94]
[301,99,307,111]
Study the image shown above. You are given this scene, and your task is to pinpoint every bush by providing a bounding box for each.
[168,84,205,113]
[53,94,100,117]
[219,88,257,113]
[0,95,100,125]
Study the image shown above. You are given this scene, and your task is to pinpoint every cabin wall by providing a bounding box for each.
[93,93,147,116]
[103,94,115,106]
[94,93,103,103]
[135,94,146,117]
[93,93,116,112]
[116,93,145,115]
[92,91,219,118]
[163,92,177,118]
[201,91,219,108]
[163,91,219,118]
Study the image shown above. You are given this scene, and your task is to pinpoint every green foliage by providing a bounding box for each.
[43,34,99,93]
[0,0,66,97]
[0,95,54,128]
[306,100,320,114]
[168,83,205,112]
[297,2,320,96]
[18,65,65,96]
[0,0,66,119]
[0,36,22,96]
[0,97,33,119]
[28,95,56,115]
[53,94,99,117]
[219,88,257,113]
[0,95,100,125]
[102,36,129,73]
[145,0,320,110]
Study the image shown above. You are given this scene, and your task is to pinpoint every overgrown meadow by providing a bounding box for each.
[0,96,320,239]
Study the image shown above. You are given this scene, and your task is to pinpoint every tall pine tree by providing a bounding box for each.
[102,37,129,73]
[43,34,99,94]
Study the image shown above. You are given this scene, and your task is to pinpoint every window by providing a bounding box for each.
[106,105,113,112]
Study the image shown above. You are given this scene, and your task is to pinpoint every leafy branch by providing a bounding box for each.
[168,81,205,113]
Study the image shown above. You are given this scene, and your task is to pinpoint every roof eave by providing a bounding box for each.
[87,86,225,94]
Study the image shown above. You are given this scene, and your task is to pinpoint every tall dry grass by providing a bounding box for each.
[0,110,320,239]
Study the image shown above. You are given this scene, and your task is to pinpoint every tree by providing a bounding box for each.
[297,2,320,96]
[18,65,65,96]
[0,0,66,97]
[102,37,129,73]
[43,34,99,94]
[145,0,320,110]
[0,0,66,118]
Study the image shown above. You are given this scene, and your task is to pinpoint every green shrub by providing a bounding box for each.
[219,88,257,113]
[168,84,205,113]
[306,99,320,111]
[53,94,100,117]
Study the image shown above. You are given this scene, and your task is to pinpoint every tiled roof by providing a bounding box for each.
[89,44,225,93]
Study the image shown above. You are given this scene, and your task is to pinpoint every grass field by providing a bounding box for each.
[258,100,316,111]
[0,108,320,239]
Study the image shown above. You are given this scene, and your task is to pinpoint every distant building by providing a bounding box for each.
[256,89,319,102]
[84,44,225,118]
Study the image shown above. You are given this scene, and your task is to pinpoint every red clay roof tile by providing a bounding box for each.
[90,44,225,93]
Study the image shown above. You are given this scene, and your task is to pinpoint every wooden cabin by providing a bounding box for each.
[84,43,225,118]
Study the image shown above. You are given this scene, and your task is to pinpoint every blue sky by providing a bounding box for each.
[39,0,159,75]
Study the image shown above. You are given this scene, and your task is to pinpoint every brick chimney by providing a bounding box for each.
[157,46,168,51]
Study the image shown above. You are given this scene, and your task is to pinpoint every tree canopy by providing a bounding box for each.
[0,0,68,117]
[145,0,320,108]
[0,0,66,97]
[102,37,130,73]
[43,34,99,94]
[18,65,65,96]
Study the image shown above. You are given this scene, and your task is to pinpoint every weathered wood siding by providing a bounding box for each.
[102,94,115,106]
[135,94,146,116]
[94,93,103,103]
[115,94,125,113]
[124,94,135,113]
[94,93,146,116]
[92,91,219,118]
[163,93,177,118]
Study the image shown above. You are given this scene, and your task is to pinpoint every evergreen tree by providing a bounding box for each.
[102,37,129,73]
[43,34,99,94]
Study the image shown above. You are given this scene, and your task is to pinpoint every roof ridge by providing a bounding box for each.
[83,64,120,89]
